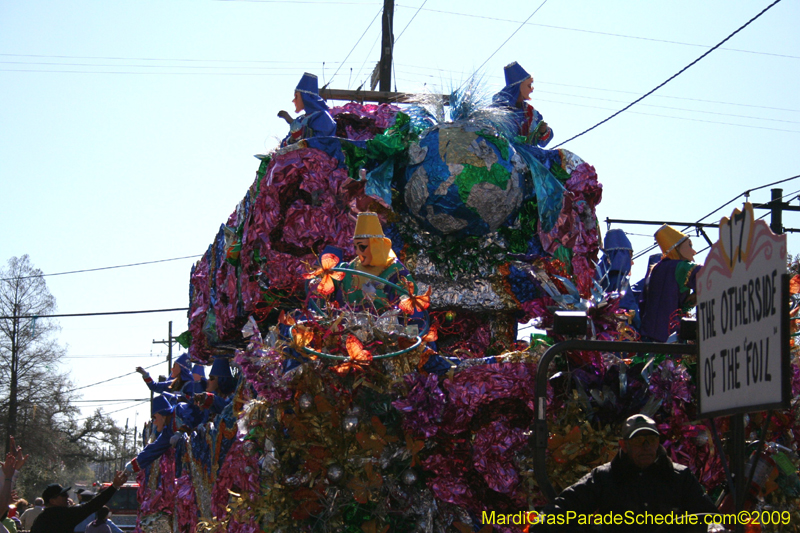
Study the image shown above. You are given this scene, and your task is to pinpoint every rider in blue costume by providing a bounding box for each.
[281,72,337,147]
[493,62,553,147]
[596,229,640,327]
[124,393,177,474]
[136,353,192,395]
[185,363,207,396]
[194,357,235,417]
[494,62,563,234]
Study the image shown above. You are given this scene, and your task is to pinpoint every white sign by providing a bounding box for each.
[696,203,789,417]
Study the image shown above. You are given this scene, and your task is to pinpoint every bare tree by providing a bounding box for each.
[0,256,136,498]
[0,255,64,453]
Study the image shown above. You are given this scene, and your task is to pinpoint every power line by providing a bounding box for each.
[105,400,150,416]
[533,97,800,134]
[325,6,383,88]
[72,398,150,403]
[553,0,784,148]
[0,53,347,64]
[536,91,800,125]
[394,63,800,114]
[394,0,427,44]
[466,0,549,90]
[394,5,800,61]
[67,362,163,393]
[0,308,188,320]
[629,174,800,260]
[0,254,201,282]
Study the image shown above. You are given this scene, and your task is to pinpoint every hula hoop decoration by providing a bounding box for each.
[296,266,430,361]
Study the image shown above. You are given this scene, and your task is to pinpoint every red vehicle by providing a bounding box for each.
[100,481,139,531]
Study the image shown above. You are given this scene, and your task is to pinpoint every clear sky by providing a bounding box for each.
[2,0,798,433]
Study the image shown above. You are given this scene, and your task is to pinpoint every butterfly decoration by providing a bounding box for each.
[347,462,383,504]
[357,416,399,454]
[421,322,438,343]
[291,323,316,353]
[332,335,373,375]
[360,521,390,533]
[404,433,424,468]
[398,282,431,314]
[303,253,345,296]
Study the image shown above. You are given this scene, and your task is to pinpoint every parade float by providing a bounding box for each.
[133,77,800,532]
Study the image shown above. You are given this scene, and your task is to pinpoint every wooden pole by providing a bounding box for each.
[379,0,394,93]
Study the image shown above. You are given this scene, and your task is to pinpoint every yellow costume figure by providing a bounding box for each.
[340,212,415,313]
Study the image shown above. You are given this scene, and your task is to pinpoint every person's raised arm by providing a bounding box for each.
[0,453,17,512]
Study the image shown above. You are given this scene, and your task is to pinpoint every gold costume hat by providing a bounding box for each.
[354,212,394,268]
[654,224,689,260]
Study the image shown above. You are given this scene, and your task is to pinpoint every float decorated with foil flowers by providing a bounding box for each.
[130,68,800,533]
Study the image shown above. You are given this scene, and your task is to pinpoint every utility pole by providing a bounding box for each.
[122,418,129,471]
[152,320,178,376]
[378,0,394,92]
[753,187,800,235]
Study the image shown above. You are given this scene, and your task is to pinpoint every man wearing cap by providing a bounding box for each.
[493,62,553,147]
[281,72,336,147]
[536,414,718,532]
[639,225,699,342]
[30,471,127,533]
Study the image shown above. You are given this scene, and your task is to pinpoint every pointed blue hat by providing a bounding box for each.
[209,356,233,381]
[295,72,329,114]
[296,72,319,96]
[174,353,192,382]
[493,62,532,108]
[151,392,176,416]
[602,229,633,274]
[191,364,206,379]
[504,62,531,87]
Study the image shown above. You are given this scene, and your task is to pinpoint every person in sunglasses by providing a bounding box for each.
[536,414,718,532]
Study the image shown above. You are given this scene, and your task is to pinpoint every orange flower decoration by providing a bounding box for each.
[332,335,373,375]
[303,253,344,296]
[398,282,431,314]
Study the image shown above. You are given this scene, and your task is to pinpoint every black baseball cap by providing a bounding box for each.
[622,414,660,440]
[42,483,71,502]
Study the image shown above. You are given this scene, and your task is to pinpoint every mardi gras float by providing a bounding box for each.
[133,68,800,533]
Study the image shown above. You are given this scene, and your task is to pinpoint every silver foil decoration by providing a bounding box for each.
[342,415,359,433]
[326,463,344,483]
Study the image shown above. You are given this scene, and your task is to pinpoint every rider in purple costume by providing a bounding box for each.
[639,225,699,342]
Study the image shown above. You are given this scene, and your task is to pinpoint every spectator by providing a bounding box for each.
[19,498,43,530]
[1,512,16,533]
[84,507,123,533]
[73,491,97,532]
[30,471,127,533]
[535,414,718,532]
[13,499,26,516]
[1,437,28,533]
